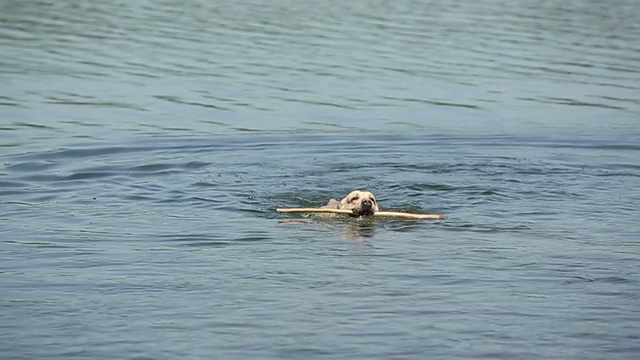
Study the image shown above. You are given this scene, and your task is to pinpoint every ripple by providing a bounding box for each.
[2,0,640,357]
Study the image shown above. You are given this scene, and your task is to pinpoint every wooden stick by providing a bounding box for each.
[277,208,355,215]
[276,208,446,220]
[375,211,446,220]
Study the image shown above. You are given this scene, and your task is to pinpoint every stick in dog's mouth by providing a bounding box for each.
[280,190,446,219]
[350,202,376,216]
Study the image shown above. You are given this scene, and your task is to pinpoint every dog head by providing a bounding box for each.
[339,190,379,216]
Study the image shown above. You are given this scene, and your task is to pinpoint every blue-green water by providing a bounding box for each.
[1,1,639,359]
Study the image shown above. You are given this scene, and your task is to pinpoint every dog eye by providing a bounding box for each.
[350,196,359,202]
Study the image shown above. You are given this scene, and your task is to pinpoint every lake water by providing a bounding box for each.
[1,0,639,359]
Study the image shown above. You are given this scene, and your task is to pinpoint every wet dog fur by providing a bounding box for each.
[323,190,379,216]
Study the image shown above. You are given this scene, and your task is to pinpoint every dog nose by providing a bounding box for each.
[362,199,372,207]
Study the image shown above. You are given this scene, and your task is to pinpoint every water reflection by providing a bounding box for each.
[278,216,377,241]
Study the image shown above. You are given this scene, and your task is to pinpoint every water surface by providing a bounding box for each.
[1,0,639,359]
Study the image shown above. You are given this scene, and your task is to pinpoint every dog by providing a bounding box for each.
[323,190,379,216]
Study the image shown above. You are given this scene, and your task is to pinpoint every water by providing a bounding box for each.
[1,0,639,359]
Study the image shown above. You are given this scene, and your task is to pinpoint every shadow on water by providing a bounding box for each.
[278,215,379,241]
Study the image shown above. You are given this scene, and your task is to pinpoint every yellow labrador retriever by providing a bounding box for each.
[323,190,379,216]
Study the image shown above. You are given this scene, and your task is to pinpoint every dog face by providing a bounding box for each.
[338,190,379,216]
